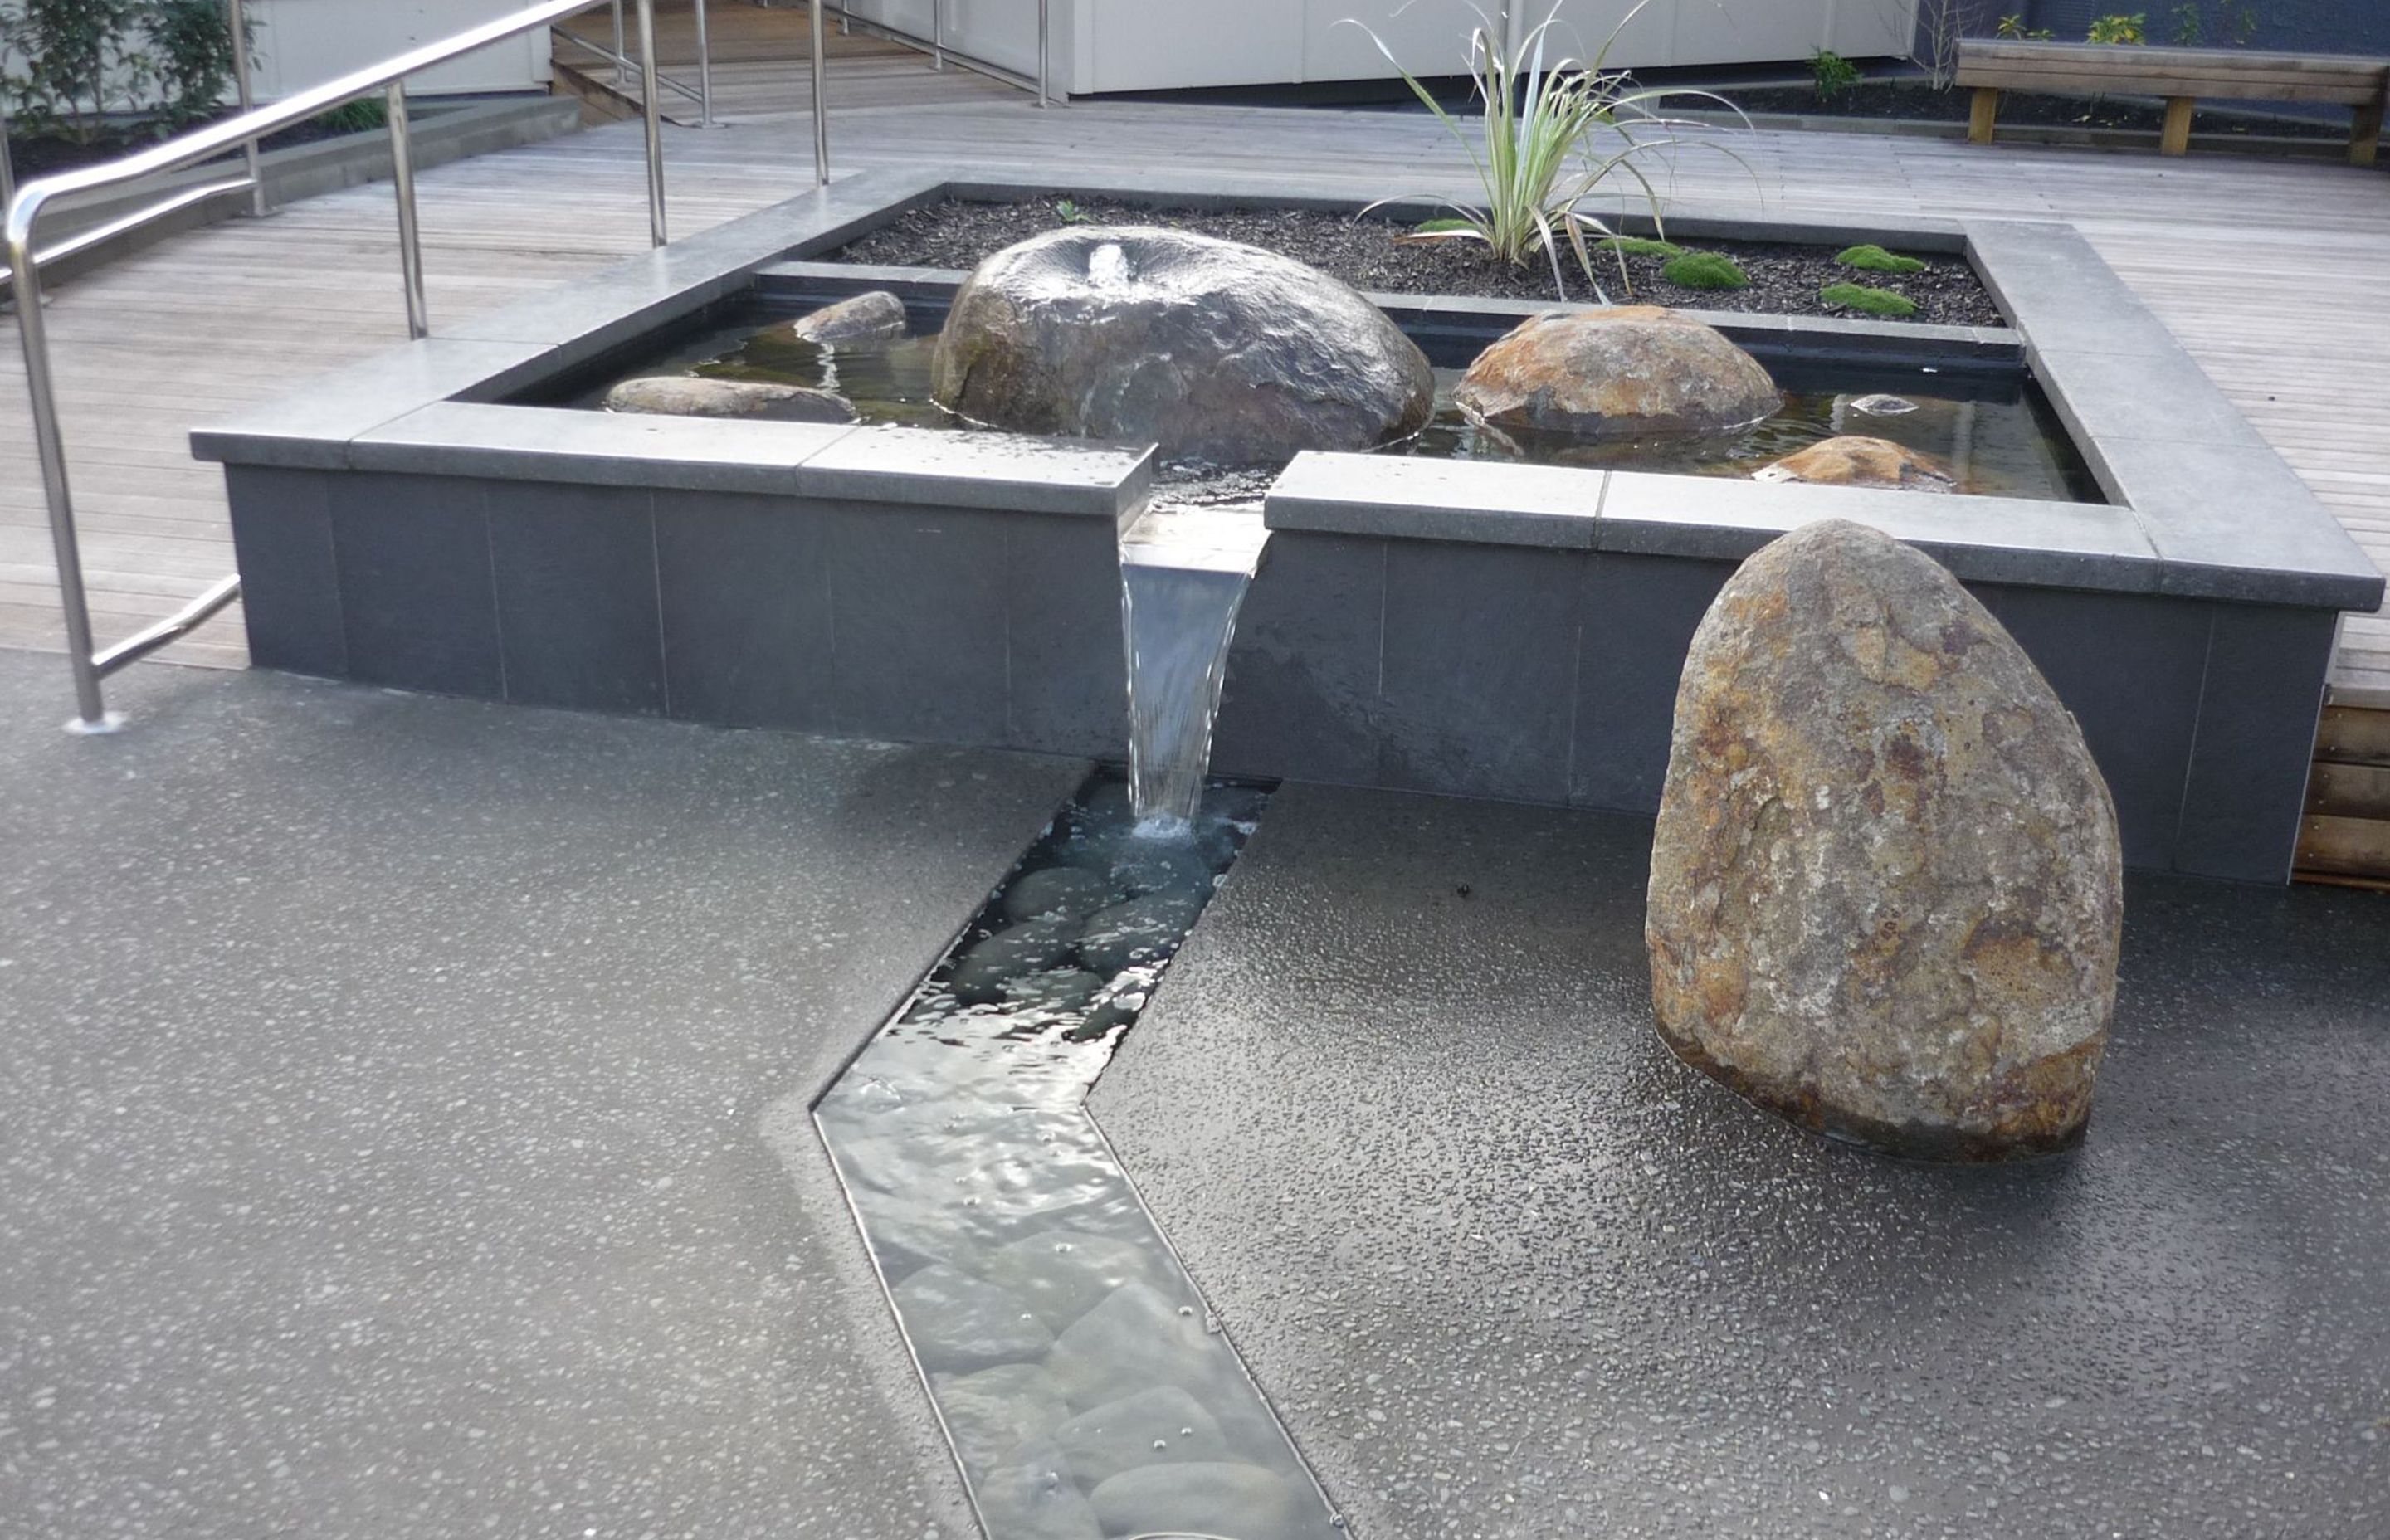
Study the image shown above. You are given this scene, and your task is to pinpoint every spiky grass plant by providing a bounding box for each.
[1353,2,1748,301]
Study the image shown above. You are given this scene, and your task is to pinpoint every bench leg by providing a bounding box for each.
[2353,96,2384,168]
[2160,96,2195,155]
[1968,87,2000,145]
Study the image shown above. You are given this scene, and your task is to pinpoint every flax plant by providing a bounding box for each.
[1354,2,1748,301]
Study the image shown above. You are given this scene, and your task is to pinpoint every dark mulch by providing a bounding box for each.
[7,113,371,180]
[1722,80,2344,139]
[827,197,2002,326]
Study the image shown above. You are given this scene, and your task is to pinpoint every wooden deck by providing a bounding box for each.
[550,1,1016,124]
[1,98,2384,694]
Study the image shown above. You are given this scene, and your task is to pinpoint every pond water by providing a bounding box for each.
[561,298,2102,504]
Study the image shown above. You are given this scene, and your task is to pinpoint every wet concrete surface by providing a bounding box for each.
[1094,783,2390,1539]
[0,653,1085,1539]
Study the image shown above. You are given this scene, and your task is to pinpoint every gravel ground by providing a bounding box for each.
[827,197,2003,325]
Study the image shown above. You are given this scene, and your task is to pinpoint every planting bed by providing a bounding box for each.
[827,197,2001,324]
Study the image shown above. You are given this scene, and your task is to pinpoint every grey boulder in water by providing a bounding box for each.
[602,375,858,423]
[781,289,910,344]
[931,225,1434,463]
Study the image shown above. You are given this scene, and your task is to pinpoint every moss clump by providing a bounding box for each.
[1661,251,1750,290]
[1413,217,1477,235]
[1595,235,1684,259]
[1820,281,1918,318]
[1836,243,1928,275]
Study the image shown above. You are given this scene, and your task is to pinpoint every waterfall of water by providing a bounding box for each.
[1118,504,1271,831]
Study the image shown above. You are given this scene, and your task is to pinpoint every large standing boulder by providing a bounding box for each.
[1646,519,2122,1161]
[1455,306,1779,440]
[1754,435,1956,493]
[931,226,1434,463]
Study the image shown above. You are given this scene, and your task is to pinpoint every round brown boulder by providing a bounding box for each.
[1454,306,1779,441]
[931,226,1433,464]
[602,376,857,424]
[1755,435,1956,493]
[1646,519,2122,1161]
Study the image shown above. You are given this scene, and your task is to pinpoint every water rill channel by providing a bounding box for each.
[810,772,1335,1540]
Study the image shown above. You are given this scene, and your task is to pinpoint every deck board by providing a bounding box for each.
[0,96,2383,697]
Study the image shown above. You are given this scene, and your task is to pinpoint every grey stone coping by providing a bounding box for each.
[1267,453,1603,550]
[798,426,1154,521]
[1266,452,2167,592]
[192,170,2382,616]
[350,401,851,494]
[189,339,562,470]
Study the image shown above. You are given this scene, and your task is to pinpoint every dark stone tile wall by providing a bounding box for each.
[1217,529,2334,883]
[229,471,2339,883]
[240,472,1135,763]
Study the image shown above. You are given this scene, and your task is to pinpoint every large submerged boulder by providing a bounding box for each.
[1755,435,1956,493]
[1454,306,1779,441]
[931,226,1434,463]
[602,375,857,423]
[1646,519,2122,1161]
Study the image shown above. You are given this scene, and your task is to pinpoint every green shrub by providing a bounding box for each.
[2087,12,2148,43]
[1996,14,2057,39]
[311,96,388,135]
[1820,282,1918,318]
[0,0,258,144]
[1835,243,1927,275]
[1357,2,1752,300]
[1662,251,1749,290]
[1810,48,1861,102]
[1594,235,1684,258]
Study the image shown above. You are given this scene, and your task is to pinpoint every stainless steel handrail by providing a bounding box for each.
[4,0,730,732]
[554,27,707,105]
[817,0,1053,105]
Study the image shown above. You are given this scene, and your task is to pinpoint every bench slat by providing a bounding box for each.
[1962,41,2390,76]
[1957,66,2384,105]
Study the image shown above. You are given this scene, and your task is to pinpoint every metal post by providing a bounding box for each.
[1,106,16,212]
[6,228,111,730]
[611,0,627,85]
[226,0,266,216]
[810,0,829,186]
[387,82,428,339]
[930,0,944,71]
[693,0,715,127]
[1036,0,1049,108]
[637,0,667,246]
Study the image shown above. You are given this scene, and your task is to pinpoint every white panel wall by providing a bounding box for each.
[249,0,552,100]
[1065,0,1919,95]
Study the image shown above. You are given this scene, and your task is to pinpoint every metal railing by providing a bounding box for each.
[823,0,1054,107]
[556,0,717,127]
[5,0,727,732]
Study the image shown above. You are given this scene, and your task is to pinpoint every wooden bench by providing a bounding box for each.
[1955,39,2389,165]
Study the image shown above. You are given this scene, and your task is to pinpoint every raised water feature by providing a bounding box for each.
[196,169,2384,885]
[807,772,1338,1540]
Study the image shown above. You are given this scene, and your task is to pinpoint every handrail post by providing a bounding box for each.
[226,0,267,217]
[7,209,113,732]
[1036,0,1049,108]
[2,105,17,212]
[386,82,429,339]
[811,0,829,186]
[637,0,666,245]
[930,0,944,71]
[611,0,627,85]
[694,0,715,126]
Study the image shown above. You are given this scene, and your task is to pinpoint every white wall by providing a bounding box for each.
[249,0,553,100]
[1066,0,1920,95]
